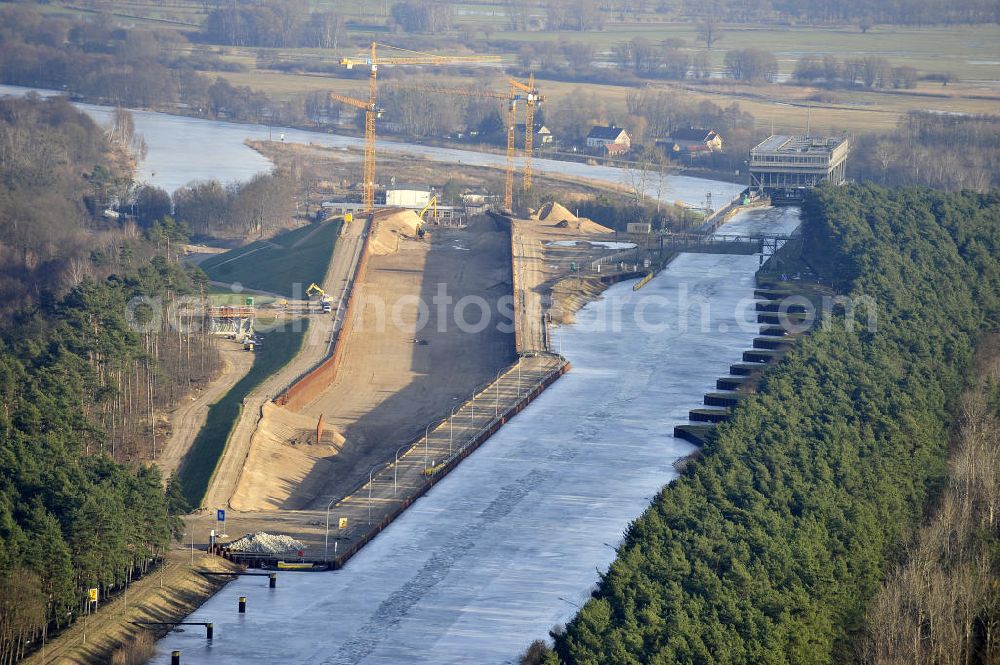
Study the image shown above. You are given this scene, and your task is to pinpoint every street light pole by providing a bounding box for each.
[423,424,430,471]
[324,496,338,560]
[495,369,502,418]
[394,444,407,496]
[367,464,379,525]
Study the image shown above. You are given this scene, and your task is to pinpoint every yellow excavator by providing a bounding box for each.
[418,195,438,222]
[306,283,333,313]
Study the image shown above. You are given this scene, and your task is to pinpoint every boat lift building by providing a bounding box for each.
[749,135,849,201]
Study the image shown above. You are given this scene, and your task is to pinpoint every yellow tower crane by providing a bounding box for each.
[339,42,502,213]
[327,92,384,213]
[509,74,542,191]
[385,81,543,211]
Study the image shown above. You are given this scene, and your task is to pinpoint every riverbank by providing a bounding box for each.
[20,549,240,665]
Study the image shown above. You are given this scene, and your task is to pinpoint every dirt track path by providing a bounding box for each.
[202,218,369,511]
[156,346,254,483]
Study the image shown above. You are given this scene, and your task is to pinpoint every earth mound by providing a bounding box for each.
[537,201,613,234]
[370,208,424,255]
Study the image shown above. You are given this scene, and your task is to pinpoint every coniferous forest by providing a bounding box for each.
[543,185,1000,664]
[0,97,216,662]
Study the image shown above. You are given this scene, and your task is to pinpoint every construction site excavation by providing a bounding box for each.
[196,196,652,569]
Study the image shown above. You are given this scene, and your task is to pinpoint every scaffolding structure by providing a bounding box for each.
[207,305,255,340]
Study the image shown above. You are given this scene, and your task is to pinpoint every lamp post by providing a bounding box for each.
[394,444,408,496]
[495,368,503,418]
[449,407,456,456]
[423,424,430,471]
[324,496,338,560]
[368,465,378,525]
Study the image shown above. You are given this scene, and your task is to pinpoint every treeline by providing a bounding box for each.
[0,94,108,305]
[794,54,927,89]
[852,112,999,192]
[201,1,346,48]
[0,6,298,125]
[1,95,225,464]
[530,185,1000,663]
[0,99,221,662]
[0,272,198,663]
[458,0,996,30]
[172,170,297,239]
[864,335,1000,663]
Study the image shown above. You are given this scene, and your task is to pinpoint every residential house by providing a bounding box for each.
[658,128,724,157]
[514,124,554,146]
[586,125,631,152]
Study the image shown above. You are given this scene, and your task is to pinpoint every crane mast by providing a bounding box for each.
[337,42,503,214]
[386,78,542,211]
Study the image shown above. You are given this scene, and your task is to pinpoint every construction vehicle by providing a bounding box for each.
[386,79,543,210]
[418,195,438,222]
[338,42,502,213]
[306,282,333,312]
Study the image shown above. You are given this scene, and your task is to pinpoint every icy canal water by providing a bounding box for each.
[0,84,744,207]
[150,205,801,664]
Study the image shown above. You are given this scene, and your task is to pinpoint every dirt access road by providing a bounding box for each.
[231,215,516,512]
[201,217,369,511]
[156,343,254,482]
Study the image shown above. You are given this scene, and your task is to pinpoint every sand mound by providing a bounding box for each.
[537,201,576,223]
[258,402,346,447]
[537,201,613,234]
[370,208,424,256]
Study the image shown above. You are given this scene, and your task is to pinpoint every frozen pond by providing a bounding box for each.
[0,84,744,207]
[151,206,801,664]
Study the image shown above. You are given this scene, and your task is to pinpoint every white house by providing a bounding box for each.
[586,125,631,150]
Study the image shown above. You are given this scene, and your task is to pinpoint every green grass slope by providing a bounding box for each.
[178,322,308,506]
[200,220,341,297]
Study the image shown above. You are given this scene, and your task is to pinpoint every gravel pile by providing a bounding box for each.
[226,532,305,553]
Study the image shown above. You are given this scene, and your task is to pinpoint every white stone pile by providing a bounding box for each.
[226,532,305,553]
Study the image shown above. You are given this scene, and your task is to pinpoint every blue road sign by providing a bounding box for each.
[217,509,226,522]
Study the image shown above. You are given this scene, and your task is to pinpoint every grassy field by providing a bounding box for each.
[207,289,277,307]
[178,321,308,506]
[45,1,1000,139]
[200,220,341,297]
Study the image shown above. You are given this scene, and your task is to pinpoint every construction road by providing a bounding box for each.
[201,217,370,511]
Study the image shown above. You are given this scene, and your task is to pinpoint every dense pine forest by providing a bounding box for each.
[536,185,1000,664]
[0,97,219,662]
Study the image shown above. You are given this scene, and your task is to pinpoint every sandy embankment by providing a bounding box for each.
[231,210,516,512]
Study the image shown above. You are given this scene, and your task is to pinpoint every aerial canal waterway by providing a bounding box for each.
[0,83,744,207]
[150,206,801,664]
[0,83,796,663]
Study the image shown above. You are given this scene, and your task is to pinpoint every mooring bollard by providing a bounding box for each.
[269,573,277,589]
[206,623,214,640]
[171,650,181,665]
[238,596,247,613]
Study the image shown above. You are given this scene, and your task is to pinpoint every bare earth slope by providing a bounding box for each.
[202,217,368,511]
[232,216,516,511]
